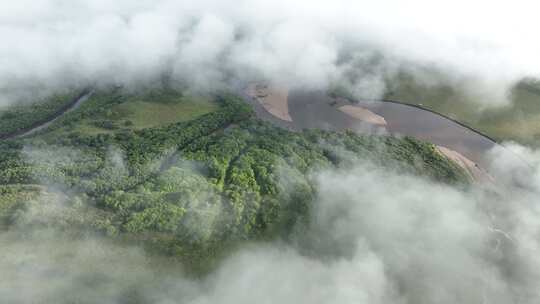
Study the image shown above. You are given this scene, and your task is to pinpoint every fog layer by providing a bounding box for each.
[2,0,540,105]
[2,142,540,303]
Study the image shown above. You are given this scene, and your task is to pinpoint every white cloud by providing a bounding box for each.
[3,142,540,303]
[1,0,540,105]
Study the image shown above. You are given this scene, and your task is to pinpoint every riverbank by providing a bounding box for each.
[240,83,533,183]
[246,83,292,122]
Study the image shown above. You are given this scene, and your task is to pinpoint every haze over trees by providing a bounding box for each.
[2,0,540,303]
[0,88,469,271]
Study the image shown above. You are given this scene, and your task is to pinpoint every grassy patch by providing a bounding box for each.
[38,89,220,138]
[112,95,218,129]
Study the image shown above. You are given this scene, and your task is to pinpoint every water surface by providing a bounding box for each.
[286,90,496,169]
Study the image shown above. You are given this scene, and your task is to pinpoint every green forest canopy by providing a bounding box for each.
[0,88,469,272]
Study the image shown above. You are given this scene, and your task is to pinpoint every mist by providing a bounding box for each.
[1,141,540,303]
[3,1,540,302]
[2,0,540,106]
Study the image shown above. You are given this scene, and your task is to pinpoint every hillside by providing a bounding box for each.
[0,88,469,272]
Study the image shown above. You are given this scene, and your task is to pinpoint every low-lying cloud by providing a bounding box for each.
[2,142,540,303]
[3,2,540,300]
[2,0,540,106]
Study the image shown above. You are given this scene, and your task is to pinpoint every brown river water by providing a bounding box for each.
[287,90,496,169]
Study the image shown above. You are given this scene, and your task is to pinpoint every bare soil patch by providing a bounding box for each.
[247,84,292,122]
[338,105,387,126]
[436,146,494,184]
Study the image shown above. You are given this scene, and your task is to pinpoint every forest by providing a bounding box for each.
[0,91,84,139]
[0,88,470,272]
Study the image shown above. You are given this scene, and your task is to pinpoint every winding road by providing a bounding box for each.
[1,90,93,140]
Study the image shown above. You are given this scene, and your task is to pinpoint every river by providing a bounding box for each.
[241,86,533,176]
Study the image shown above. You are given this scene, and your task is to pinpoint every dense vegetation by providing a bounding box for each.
[0,88,469,272]
[0,91,83,139]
